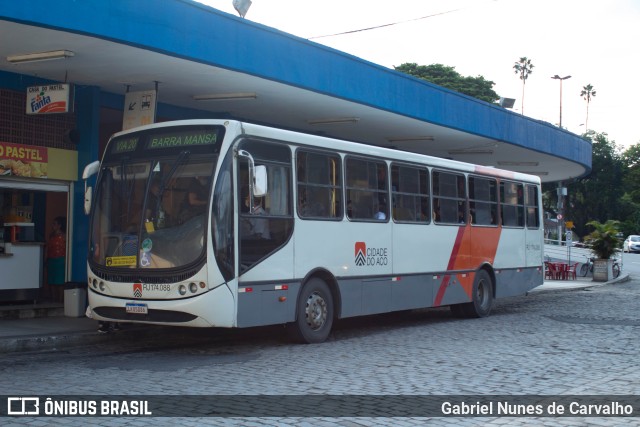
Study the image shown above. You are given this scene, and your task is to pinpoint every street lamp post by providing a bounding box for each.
[551,74,571,128]
[551,74,571,246]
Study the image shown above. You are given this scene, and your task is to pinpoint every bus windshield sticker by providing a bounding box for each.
[146,130,218,149]
[141,238,153,252]
[140,252,151,267]
[105,256,137,267]
[111,137,139,154]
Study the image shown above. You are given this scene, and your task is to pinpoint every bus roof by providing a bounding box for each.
[111,119,541,185]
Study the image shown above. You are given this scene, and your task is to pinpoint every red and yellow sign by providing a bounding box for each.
[0,141,77,181]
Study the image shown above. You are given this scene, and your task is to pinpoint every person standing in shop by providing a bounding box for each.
[47,216,66,302]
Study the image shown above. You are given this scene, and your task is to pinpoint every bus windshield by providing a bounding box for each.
[89,125,222,271]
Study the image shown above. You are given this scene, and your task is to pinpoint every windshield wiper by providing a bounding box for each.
[151,150,191,215]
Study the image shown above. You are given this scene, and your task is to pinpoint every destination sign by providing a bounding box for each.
[146,130,218,150]
[111,137,139,154]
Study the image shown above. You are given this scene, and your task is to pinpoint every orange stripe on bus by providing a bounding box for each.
[434,225,502,306]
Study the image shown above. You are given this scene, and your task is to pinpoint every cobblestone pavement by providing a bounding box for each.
[1,280,639,426]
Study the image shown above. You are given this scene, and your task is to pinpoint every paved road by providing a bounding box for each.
[621,252,640,277]
[1,279,639,426]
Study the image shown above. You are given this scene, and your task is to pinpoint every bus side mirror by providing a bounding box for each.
[84,186,93,215]
[82,160,100,215]
[254,165,267,197]
[82,160,100,180]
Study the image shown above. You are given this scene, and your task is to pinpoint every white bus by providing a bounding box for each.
[83,120,544,343]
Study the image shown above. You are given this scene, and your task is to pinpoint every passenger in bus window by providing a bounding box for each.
[187,176,209,211]
[458,207,466,224]
[180,176,208,223]
[374,202,387,220]
[433,200,441,222]
[244,194,271,239]
[297,188,307,215]
[145,179,164,226]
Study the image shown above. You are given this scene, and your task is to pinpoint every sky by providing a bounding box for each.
[199,0,640,148]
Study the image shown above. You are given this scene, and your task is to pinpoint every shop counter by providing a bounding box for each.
[0,242,44,301]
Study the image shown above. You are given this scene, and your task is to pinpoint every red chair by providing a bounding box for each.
[566,262,579,280]
[545,262,558,280]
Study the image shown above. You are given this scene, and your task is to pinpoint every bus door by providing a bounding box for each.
[234,139,295,327]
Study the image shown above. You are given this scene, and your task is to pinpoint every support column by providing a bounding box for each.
[70,85,101,282]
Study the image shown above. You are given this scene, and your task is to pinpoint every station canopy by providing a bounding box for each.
[0,1,591,183]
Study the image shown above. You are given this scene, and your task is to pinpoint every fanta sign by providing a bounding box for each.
[354,242,389,266]
[26,84,73,114]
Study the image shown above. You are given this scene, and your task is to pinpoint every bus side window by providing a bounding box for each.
[391,163,430,223]
[432,170,466,225]
[345,157,388,221]
[469,176,497,226]
[296,150,342,219]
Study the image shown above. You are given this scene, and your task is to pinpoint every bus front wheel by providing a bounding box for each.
[290,277,334,344]
[461,269,493,318]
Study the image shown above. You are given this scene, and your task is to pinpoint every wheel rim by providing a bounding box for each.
[476,279,490,310]
[305,291,328,331]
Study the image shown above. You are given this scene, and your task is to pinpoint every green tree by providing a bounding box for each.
[563,131,624,239]
[513,57,534,114]
[580,84,596,129]
[619,143,640,235]
[621,143,640,203]
[394,63,499,103]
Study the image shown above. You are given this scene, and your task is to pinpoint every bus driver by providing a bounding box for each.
[243,194,270,239]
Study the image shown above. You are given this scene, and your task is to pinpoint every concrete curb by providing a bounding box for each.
[530,272,631,293]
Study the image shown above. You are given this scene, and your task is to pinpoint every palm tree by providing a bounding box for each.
[580,84,596,130]
[513,57,534,114]
[585,219,620,260]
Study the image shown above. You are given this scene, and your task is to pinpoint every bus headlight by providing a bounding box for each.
[178,285,187,296]
[189,282,198,293]
[99,281,105,291]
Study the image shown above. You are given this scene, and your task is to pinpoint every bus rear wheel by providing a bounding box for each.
[460,269,493,318]
[290,277,334,344]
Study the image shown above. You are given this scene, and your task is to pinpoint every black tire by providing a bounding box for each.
[579,263,589,277]
[612,263,621,278]
[460,269,493,318]
[290,277,334,344]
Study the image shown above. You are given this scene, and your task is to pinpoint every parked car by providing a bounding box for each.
[623,235,640,253]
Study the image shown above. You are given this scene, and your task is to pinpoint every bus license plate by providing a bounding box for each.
[125,302,148,314]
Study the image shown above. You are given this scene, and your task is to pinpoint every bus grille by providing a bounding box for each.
[93,306,197,323]
[92,269,199,284]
